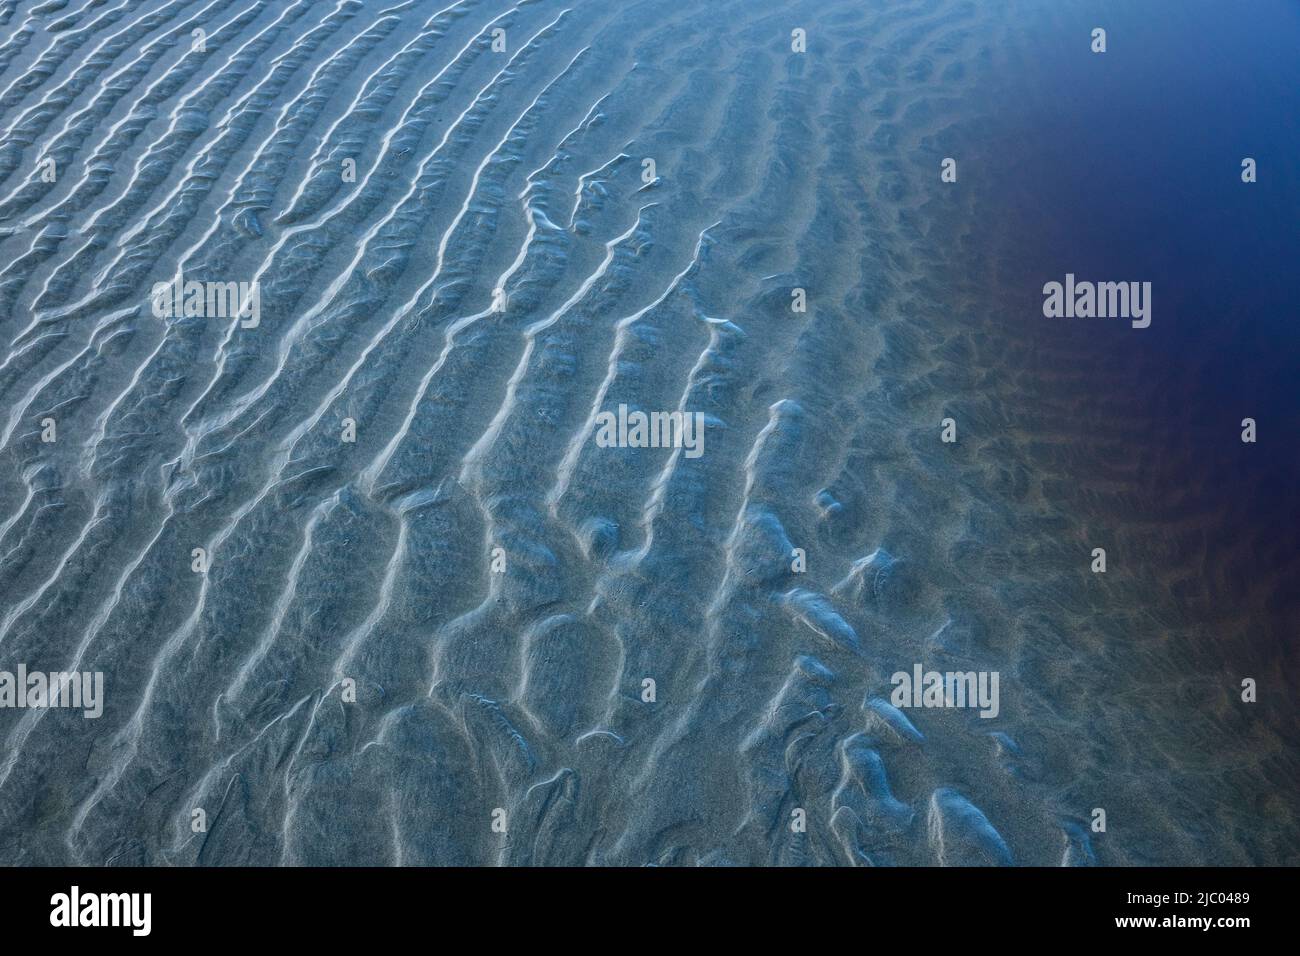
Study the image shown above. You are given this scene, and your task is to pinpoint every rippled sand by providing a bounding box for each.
[0,0,1294,866]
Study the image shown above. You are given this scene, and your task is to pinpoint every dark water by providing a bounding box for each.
[950,0,1300,864]
[0,0,1294,866]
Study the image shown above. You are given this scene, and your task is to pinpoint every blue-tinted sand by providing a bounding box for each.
[0,0,1294,866]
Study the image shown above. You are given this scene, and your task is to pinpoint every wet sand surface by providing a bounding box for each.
[0,0,1295,865]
